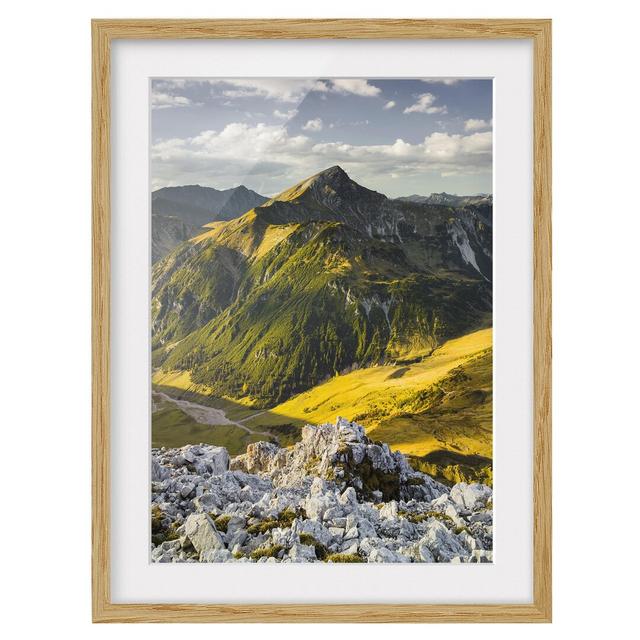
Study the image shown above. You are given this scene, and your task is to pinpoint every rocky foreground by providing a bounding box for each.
[151,418,493,563]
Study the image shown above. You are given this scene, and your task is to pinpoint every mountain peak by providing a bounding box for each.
[307,165,357,190]
[313,165,348,180]
[269,165,385,209]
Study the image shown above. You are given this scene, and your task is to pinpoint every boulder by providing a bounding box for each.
[421,520,467,562]
[296,519,334,547]
[450,483,492,511]
[184,513,225,555]
[226,529,248,550]
[151,458,169,481]
[231,441,281,474]
[289,543,317,562]
[338,486,358,507]
[180,482,196,498]
[369,547,409,563]
[344,526,359,541]
[193,493,220,512]
[379,500,398,520]
[178,445,229,475]
[341,541,359,555]
[418,544,435,562]
[358,518,377,539]
[328,527,345,539]
[469,549,493,563]
[201,548,232,562]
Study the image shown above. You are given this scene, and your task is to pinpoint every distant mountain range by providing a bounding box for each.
[151,184,268,261]
[152,166,492,407]
[396,192,492,207]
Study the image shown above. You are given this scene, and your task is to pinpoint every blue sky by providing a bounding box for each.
[151,78,492,198]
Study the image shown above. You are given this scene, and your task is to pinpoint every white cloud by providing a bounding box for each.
[421,78,462,85]
[152,123,491,194]
[464,118,492,132]
[330,79,381,97]
[152,79,188,91]
[383,100,396,110]
[211,79,323,103]
[202,78,381,103]
[151,92,198,110]
[423,131,492,160]
[302,118,323,132]
[274,109,298,120]
[403,93,448,115]
[312,131,491,169]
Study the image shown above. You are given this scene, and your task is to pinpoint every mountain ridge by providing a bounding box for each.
[152,165,492,408]
[396,192,493,207]
[152,183,268,225]
[151,184,268,261]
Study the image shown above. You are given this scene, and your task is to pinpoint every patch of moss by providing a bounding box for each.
[150,513,180,546]
[299,533,328,560]
[250,544,284,560]
[151,505,165,534]
[246,507,301,535]
[278,507,299,526]
[454,525,471,536]
[304,455,321,473]
[232,550,245,559]
[246,521,275,535]
[213,514,231,533]
[399,510,454,525]
[326,553,365,563]
[336,443,351,457]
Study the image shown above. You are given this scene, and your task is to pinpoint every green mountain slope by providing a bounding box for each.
[152,166,492,408]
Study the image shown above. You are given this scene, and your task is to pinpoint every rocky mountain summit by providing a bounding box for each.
[152,166,492,407]
[151,418,493,563]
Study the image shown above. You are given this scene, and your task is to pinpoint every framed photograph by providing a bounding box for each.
[92,19,551,622]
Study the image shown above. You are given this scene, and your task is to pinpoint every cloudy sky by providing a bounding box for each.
[151,78,492,198]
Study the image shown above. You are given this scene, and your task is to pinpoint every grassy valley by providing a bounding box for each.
[151,167,493,483]
[153,327,492,482]
[152,398,264,455]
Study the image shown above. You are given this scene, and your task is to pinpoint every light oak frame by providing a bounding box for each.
[92,19,551,623]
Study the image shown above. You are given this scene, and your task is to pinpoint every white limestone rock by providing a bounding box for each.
[151,458,169,481]
[421,519,467,562]
[289,543,317,562]
[151,419,493,565]
[201,548,232,562]
[369,547,410,563]
[450,482,492,511]
[184,513,225,556]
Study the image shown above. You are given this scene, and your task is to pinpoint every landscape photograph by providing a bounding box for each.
[150,77,493,563]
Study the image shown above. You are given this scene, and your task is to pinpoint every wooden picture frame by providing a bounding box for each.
[92,19,551,623]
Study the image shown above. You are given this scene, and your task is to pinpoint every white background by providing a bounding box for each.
[111,38,532,604]
[1,0,638,636]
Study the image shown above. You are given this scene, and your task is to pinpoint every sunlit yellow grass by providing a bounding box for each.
[252,328,492,428]
[154,329,492,461]
[382,428,491,458]
[189,211,299,260]
[152,369,206,393]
